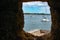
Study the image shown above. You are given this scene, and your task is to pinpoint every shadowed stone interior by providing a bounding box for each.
[0,0,60,40]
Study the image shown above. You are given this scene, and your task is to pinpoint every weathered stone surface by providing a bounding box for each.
[48,0,60,10]
[22,0,48,2]
[17,0,24,31]
[0,0,18,40]
[1,0,60,40]
[48,0,60,40]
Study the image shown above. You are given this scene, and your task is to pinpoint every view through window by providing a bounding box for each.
[22,1,52,33]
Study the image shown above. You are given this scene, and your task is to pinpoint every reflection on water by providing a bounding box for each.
[23,14,52,32]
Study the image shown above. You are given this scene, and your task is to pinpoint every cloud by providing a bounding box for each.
[23,1,48,6]
[22,1,50,13]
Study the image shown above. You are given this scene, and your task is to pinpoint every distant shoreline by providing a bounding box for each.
[24,13,51,15]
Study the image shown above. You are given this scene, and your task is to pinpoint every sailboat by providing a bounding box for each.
[41,16,49,22]
[42,18,49,22]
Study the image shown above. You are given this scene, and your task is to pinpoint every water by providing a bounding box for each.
[23,14,52,32]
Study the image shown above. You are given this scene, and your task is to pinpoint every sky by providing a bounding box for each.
[22,1,50,14]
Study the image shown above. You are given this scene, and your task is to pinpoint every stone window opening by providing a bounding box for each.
[22,1,52,36]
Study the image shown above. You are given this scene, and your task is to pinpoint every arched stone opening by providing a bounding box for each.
[23,1,51,33]
[21,0,60,40]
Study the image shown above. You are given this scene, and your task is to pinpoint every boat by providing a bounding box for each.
[41,16,49,22]
[42,18,49,22]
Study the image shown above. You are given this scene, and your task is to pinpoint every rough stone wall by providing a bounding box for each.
[17,0,24,31]
[22,0,48,2]
[1,0,60,40]
[0,0,34,40]
[48,0,60,40]
[0,0,18,40]
[16,0,26,40]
